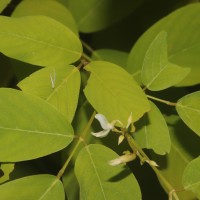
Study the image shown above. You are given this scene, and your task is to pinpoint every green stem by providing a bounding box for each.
[82,53,92,62]
[56,111,96,179]
[146,94,177,106]
[81,40,101,60]
[125,133,180,200]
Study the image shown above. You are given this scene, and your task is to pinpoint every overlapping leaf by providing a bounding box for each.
[0,175,65,200]
[0,163,15,184]
[12,0,78,35]
[0,0,11,13]
[92,49,128,69]
[0,15,82,67]
[150,115,199,199]
[141,31,190,91]
[18,65,80,122]
[176,91,200,136]
[68,0,142,32]
[75,144,141,200]
[84,61,150,125]
[134,101,171,155]
[182,156,200,198]
[128,4,200,86]
[0,88,74,162]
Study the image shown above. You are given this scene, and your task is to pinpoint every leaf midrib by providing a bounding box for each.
[0,32,80,55]
[0,126,72,138]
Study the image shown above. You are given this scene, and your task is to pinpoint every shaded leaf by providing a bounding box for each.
[0,0,11,13]
[68,0,142,33]
[151,115,199,200]
[62,169,79,200]
[0,88,74,162]
[0,163,15,184]
[176,91,200,136]
[128,4,200,86]
[134,101,171,155]
[75,144,141,200]
[12,0,78,35]
[141,31,190,91]
[92,49,128,69]
[18,65,80,123]
[182,156,200,198]
[84,61,150,125]
[0,174,65,200]
[0,15,82,67]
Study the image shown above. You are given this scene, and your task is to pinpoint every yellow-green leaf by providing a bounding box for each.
[12,0,78,35]
[0,15,82,67]
[0,175,65,200]
[84,61,150,125]
[0,88,74,162]
[75,144,141,200]
[18,65,80,123]
[141,31,190,91]
[182,156,200,198]
[176,91,200,136]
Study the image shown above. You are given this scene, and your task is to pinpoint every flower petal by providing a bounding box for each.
[91,129,110,138]
[126,112,133,129]
[95,114,113,130]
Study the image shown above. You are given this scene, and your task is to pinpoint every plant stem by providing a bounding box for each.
[56,111,96,179]
[82,53,92,62]
[146,94,177,106]
[125,133,180,200]
[81,40,101,60]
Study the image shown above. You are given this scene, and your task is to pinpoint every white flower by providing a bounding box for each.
[108,153,136,166]
[91,114,116,138]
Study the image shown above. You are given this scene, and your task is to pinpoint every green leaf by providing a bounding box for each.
[176,91,200,136]
[12,0,78,35]
[62,168,79,200]
[0,88,74,162]
[84,61,150,125]
[0,163,15,184]
[0,174,65,200]
[134,101,171,155]
[141,31,190,91]
[182,156,200,198]
[18,65,80,123]
[0,0,11,13]
[150,115,199,199]
[75,144,141,200]
[128,4,200,86]
[68,0,142,33]
[92,49,128,69]
[0,15,82,67]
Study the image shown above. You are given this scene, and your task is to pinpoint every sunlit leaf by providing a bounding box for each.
[0,163,15,184]
[12,0,78,35]
[128,4,200,86]
[141,31,190,91]
[150,115,199,199]
[0,88,74,162]
[182,156,200,198]
[92,49,128,69]
[134,101,171,155]
[18,65,80,123]
[0,15,82,67]
[84,61,150,125]
[176,91,200,136]
[68,0,142,32]
[0,0,11,13]
[0,174,65,200]
[75,144,141,200]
